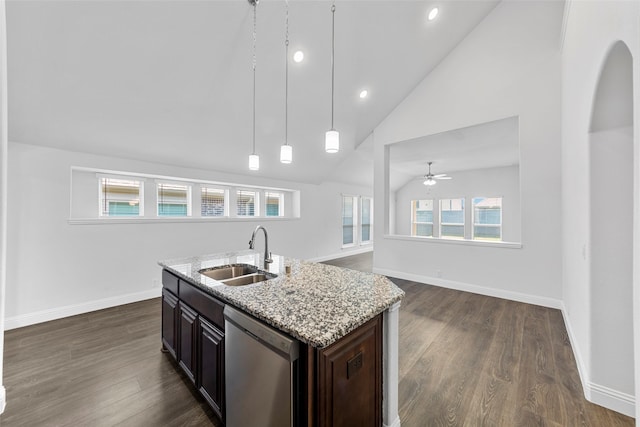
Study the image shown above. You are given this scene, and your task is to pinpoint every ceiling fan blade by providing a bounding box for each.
[433,174,447,178]
[436,176,452,180]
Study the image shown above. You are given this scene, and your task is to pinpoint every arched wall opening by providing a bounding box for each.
[589,41,635,402]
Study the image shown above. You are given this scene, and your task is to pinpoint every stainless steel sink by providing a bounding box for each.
[200,264,259,280]
[222,273,274,287]
[199,264,276,286]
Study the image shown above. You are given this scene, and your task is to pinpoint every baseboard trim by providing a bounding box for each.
[383,415,401,427]
[559,303,591,400]
[308,245,373,263]
[0,385,5,414]
[372,267,562,309]
[4,288,162,330]
[588,382,635,417]
[560,303,635,417]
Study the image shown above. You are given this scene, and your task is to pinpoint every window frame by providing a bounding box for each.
[472,196,503,241]
[342,195,358,248]
[97,176,144,218]
[360,196,373,244]
[156,181,192,217]
[264,191,284,217]
[237,189,259,217]
[201,186,229,217]
[411,199,434,237]
[439,197,465,239]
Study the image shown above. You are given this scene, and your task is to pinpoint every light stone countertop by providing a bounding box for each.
[158,250,404,348]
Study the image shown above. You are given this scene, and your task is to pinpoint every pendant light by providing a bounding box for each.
[325,2,339,154]
[248,0,260,171]
[280,1,293,164]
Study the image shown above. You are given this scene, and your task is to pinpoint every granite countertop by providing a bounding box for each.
[158,250,404,348]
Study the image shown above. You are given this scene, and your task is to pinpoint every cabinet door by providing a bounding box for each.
[198,317,225,419]
[178,302,198,384]
[161,289,178,360]
[317,314,382,427]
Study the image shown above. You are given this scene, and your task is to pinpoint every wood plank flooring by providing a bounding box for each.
[0,252,634,426]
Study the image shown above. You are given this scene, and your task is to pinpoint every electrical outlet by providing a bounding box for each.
[436,270,442,278]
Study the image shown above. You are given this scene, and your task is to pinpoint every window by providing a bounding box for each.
[237,190,258,217]
[411,199,433,237]
[201,187,227,217]
[265,192,283,217]
[473,197,502,241]
[342,195,357,246]
[440,198,464,239]
[157,183,191,217]
[361,197,373,243]
[99,178,143,217]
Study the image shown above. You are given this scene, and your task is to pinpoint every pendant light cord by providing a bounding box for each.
[330,2,335,130]
[252,0,257,155]
[285,0,289,146]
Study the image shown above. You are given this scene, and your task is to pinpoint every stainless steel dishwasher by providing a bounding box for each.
[224,305,300,427]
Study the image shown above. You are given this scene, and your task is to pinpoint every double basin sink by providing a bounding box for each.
[199,264,277,286]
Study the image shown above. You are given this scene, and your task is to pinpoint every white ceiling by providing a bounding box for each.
[6,0,500,185]
[389,116,520,191]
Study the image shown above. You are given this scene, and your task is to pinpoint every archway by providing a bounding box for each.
[589,41,635,404]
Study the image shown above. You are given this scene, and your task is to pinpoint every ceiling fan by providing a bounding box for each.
[421,162,452,186]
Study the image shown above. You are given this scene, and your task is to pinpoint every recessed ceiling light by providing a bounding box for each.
[428,7,439,21]
[359,89,368,99]
[293,50,304,63]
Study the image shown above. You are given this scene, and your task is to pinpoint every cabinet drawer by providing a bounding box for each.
[179,280,225,330]
[162,270,179,295]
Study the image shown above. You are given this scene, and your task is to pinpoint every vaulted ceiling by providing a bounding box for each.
[7,0,500,185]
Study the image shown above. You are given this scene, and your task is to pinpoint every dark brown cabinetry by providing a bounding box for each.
[161,289,178,360]
[314,315,382,427]
[178,302,198,384]
[161,270,225,422]
[198,317,225,419]
[162,268,384,427]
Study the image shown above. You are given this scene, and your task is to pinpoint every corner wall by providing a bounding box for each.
[373,1,563,306]
[561,0,640,417]
[5,141,372,329]
[0,0,7,413]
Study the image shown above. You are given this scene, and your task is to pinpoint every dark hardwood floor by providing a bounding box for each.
[0,252,633,426]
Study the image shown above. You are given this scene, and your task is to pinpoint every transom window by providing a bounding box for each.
[158,183,191,217]
[237,190,258,217]
[265,192,283,217]
[99,178,143,217]
[201,187,227,217]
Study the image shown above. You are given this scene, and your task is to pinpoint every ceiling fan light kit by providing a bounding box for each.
[422,161,452,186]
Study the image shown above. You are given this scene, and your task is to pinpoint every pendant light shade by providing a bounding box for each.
[326,3,339,154]
[248,0,259,171]
[281,1,293,164]
[280,144,292,163]
[249,153,260,170]
[325,129,339,154]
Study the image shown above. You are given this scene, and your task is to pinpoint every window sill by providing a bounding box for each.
[383,234,522,249]
[68,216,298,225]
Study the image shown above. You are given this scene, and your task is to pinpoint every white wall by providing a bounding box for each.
[0,0,7,414]
[590,126,634,396]
[372,1,563,307]
[5,141,372,328]
[393,165,521,242]
[561,0,640,417]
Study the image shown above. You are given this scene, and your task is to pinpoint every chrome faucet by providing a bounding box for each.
[249,225,273,266]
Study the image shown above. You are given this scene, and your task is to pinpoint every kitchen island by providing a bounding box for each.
[159,250,404,427]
